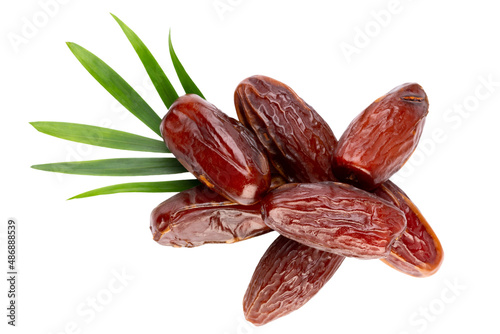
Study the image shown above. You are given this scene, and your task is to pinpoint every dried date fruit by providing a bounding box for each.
[262,182,407,259]
[234,75,337,183]
[244,235,344,326]
[269,173,287,190]
[374,181,443,277]
[161,94,271,205]
[333,83,429,190]
[150,185,271,247]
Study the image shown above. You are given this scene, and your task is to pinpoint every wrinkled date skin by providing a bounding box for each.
[234,75,337,183]
[150,185,271,247]
[374,181,443,277]
[244,235,344,326]
[334,83,429,190]
[269,173,287,189]
[262,182,407,259]
[234,78,345,324]
[161,94,271,205]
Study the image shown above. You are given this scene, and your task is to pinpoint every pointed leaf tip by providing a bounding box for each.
[31,158,187,177]
[30,122,169,153]
[67,42,163,136]
[113,14,179,109]
[68,179,200,199]
[168,30,205,99]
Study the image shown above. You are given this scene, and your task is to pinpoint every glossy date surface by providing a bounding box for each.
[152,77,443,325]
[235,75,337,183]
[244,235,344,326]
[262,182,407,259]
[334,83,429,190]
[374,181,443,277]
[161,94,270,205]
[150,185,270,247]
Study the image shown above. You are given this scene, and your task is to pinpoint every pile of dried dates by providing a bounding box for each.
[150,75,444,325]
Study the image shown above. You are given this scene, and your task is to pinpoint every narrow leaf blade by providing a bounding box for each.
[66,42,163,136]
[112,14,179,109]
[30,122,169,153]
[168,30,205,99]
[32,158,186,176]
[69,179,201,199]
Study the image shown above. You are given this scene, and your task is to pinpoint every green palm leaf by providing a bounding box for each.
[31,20,212,200]
[32,158,186,176]
[30,122,169,153]
[67,42,163,136]
[112,14,179,109]
[69,179,200,199]
[168,30,205,98]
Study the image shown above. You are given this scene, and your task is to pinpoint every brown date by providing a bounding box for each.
[150,185,271,247]
[161,94,270,205]
[234,75,337,183]
[244,235,344,326]
[262,182,407,259]
[374,181,443,277]
[269,173,287,189]
[333,83,429,190]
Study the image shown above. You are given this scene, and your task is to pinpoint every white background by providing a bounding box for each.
[1,0,499,333]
